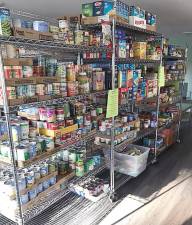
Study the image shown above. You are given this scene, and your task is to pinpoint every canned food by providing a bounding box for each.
[58,161,68,175]
[37,183,43,194]
[47,107,56,123]
[42,180,50,190]
[49,176,57,186]
[39,107,47,121]
[65,118,74,126]
[16,145,30,161]
[56,108,65,121]
[40,163,48,177]
[29,188,37,200]
[76,160,84,177]
[47,122,58,130]
[44,137,55,151]
[29,142,37,158]
[36,84,45,96]
[48,162,56,173]
[26,171,35,188]
[20,121,29,140]
[22,66,33,78]
[20,193,29,205]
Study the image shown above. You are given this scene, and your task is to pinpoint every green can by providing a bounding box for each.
[75,160,84,177]
[48,161,56,173]
[76,151,84,162]
[58,161,68,175]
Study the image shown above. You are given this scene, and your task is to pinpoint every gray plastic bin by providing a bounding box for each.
[104,144,150,177]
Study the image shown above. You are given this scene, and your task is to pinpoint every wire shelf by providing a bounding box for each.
[0,90,108,112]
[83,58,161,65]
[82,22,162,37]
[0,36,108,53]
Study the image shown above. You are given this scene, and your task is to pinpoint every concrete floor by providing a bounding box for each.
[100,125,192,225]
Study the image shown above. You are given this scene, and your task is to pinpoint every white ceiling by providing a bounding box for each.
[3,0,192,36]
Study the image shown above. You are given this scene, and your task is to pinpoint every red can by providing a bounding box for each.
[47,122,59,130]
[58,120,65,128]
[61,134,67,141]
[65,118,74,127]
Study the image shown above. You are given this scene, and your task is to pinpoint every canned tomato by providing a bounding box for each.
[56,108,64,121]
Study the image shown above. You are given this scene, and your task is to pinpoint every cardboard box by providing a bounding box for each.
[3,58,33,66]
[146,24,157,32]
[36,77,61,84]
[5,77,36,86]
[129,16,146,29]
[14,28,39,40]
[39,124,78,138]
[81,15,110,24]
[14,28,53,41]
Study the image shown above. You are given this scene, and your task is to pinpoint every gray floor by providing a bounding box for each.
[1,123,192,225]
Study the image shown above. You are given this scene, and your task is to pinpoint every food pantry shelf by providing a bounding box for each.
[0,129,97,168]
[0,35,109,52]
[83,58,161,65]
[21,162,107,222]
[0,90,108,112]
[82,21,161,37]
[163,56,186,61]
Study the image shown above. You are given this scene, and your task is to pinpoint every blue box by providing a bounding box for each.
[139,9,145,19]
[130,6,140,17]
[93,1,113,16]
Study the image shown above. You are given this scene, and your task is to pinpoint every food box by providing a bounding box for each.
[5,77,36,86]
[39,124,78,138]
[14,28,53,41]
[93,1,113,16]
[146,24,157,32]
[92,71,105,91]
[0,8,12,36]
[3,58,33,66]
[36,76,61,84]
[81,15,110,24]
[129,16,146,29]
[82,3,94,17]
[133,42,147,59]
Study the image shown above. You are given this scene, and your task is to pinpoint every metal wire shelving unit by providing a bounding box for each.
[0,3,188,225]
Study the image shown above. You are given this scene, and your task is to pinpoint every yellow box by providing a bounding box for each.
[39,124,78,138]
[133,42,147,59]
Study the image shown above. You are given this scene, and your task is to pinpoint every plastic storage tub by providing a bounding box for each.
[104,144,150,177]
